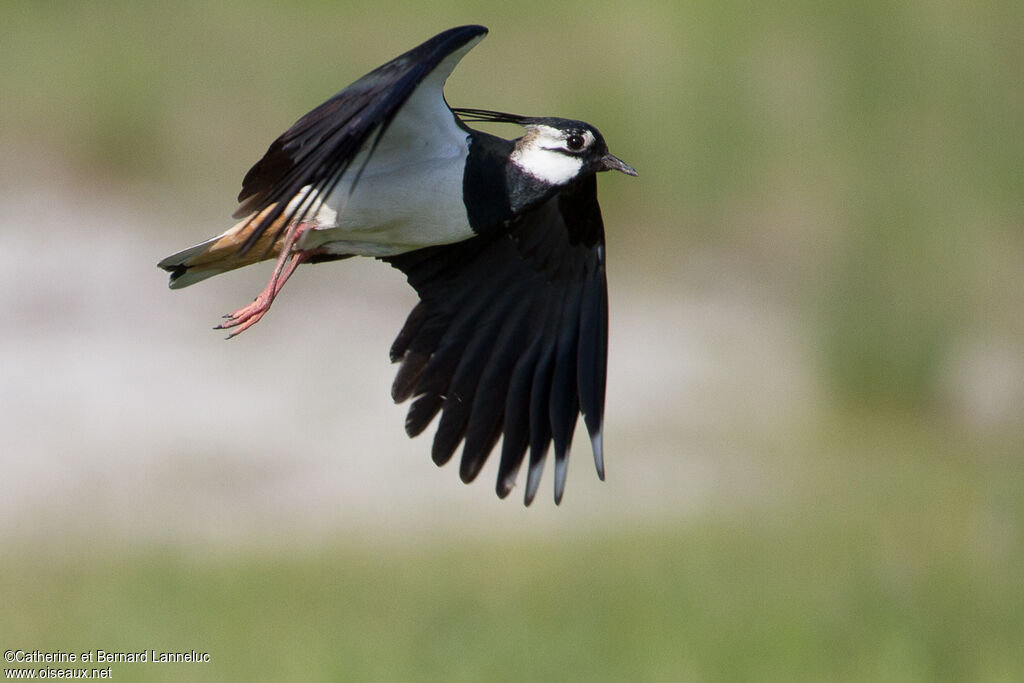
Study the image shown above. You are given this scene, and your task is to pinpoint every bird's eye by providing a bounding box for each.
[566,134,585,151]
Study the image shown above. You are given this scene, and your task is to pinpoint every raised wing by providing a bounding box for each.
[383,175,608,505]
[232,25,487,252]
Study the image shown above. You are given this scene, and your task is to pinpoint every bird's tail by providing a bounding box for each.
[158,205,289,289]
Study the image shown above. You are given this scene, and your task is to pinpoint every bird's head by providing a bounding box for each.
[455,109,637,187]
[511,118,637,186]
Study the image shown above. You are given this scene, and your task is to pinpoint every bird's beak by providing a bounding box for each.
[600,153,638,176]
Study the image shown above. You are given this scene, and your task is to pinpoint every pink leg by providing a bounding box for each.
[215,222,317,339]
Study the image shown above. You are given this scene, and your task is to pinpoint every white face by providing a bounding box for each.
[510,125,597,185]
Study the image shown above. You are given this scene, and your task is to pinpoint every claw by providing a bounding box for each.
[217,296,269,329]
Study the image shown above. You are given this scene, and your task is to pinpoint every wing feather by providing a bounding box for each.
[232,25,487,253]
[383,175,608,504]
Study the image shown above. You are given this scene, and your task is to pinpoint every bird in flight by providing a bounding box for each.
[158,25,636,505]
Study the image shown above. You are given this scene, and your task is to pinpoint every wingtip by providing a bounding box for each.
[591,427,605,481]
[524,458,544,507]
[428,25,489,53]
[453,24,488,36]
[553,446,570,505]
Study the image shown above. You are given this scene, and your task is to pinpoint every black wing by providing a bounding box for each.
[383,175,608,505]
[232,25,487,253]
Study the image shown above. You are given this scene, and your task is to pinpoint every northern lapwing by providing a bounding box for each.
[158,25,637,505]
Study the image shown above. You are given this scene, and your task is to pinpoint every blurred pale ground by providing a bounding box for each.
[1,1,1022,681]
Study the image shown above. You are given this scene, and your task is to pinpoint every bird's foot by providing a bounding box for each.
[214,221,316,339]
[216,290,276,338]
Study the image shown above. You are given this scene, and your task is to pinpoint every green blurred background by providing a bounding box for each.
[1,1,1022,680]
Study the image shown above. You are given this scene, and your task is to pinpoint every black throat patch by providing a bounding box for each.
[462,132,564,234]
[462,132,515,233]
